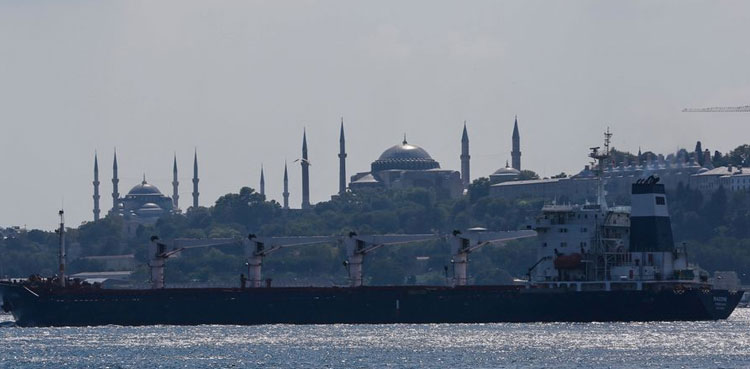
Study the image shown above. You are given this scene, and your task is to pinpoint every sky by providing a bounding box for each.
[1,0,749,229]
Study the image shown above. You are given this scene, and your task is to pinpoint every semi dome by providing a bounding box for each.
[140,202,162,210]
[371,138,440,172]
[135,202,163,217]
[127,178,163,196]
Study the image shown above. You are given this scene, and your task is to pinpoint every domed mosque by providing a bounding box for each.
[110,175,176,227]
[93,150,198,234]
[349,136,463,199]
[117,176,175,220]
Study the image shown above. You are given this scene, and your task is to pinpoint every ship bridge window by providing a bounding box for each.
[655,196,665,205]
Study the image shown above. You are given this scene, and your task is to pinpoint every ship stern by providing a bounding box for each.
[700,289,744,320]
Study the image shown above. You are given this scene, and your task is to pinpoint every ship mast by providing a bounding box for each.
[589,128,611,209]
[57,210,66,288]
[588,128,612,281]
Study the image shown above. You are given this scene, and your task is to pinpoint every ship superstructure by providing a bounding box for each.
[532,178,691,287]
[532,131,695,292]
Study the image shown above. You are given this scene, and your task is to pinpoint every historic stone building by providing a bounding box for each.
[490,152,705,204]
[345,116,521,200]
[490,161,521,184]
[689,165,749,195]
[349,136,464,199]
[93,151,199,230]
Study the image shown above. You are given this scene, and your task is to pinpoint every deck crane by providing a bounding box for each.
[682,105,750,112]
[149,228,539,289]
[149,236,247,289]
[245,235,339,287]
[448,229,537,286]
[342,232,442,287]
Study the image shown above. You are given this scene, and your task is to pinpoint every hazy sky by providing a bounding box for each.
[1,1,749,229]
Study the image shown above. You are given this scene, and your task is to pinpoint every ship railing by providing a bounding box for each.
[534,279,710,292]
[116,282,241,289]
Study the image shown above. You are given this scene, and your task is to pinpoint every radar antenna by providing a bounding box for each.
[603,127,612,156]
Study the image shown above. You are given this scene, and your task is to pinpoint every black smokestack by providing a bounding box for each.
[629,176,675,252]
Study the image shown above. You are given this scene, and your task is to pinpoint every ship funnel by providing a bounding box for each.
[629,176,674,252]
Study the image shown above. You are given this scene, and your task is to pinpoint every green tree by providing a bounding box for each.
[518,170,539,181]
[727,144,750,167]
[468,177,490,203]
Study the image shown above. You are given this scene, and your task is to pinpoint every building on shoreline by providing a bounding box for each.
[490,150,711,204]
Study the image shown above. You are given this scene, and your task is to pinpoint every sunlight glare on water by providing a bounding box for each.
[0,310,749,368]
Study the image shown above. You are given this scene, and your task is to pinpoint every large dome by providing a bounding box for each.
[371,139,440,172]
[492,164,520,176]
[127,179,163,196]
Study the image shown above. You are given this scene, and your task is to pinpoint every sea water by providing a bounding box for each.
[0,310,749,368]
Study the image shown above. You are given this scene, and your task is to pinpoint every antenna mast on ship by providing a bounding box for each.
[57,210,66,288]
[587,128,612,280]
[589,128,612,209]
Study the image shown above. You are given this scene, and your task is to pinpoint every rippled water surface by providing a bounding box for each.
[1,310,749,368]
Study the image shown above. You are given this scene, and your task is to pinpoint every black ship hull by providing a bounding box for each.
[1,283,743,327]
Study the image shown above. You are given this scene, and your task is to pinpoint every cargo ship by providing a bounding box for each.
[1,143,744,327]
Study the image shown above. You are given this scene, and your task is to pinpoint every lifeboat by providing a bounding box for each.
[554,253,583,269]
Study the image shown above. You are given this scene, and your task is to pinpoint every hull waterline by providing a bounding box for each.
[0,283,743,327]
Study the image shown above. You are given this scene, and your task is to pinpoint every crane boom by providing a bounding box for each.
[174,238,243,249]
[449,230,536,286]
[682,105,750,113]
[343,233,441,287]
[245,235,339,287]
[150,229,540,290]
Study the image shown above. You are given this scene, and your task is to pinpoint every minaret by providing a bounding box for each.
[172,154,179,210]
[111,149,119,213]
[283,161,290,209]
[301,129,311,209]
[260,164,265,197]
[192,150,199,209]
[93,152,100,221]
[511,116,521,171]
[461,121,470,189]
[338,118,347,195]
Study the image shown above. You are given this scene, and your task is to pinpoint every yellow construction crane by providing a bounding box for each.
[683,105,750,112]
